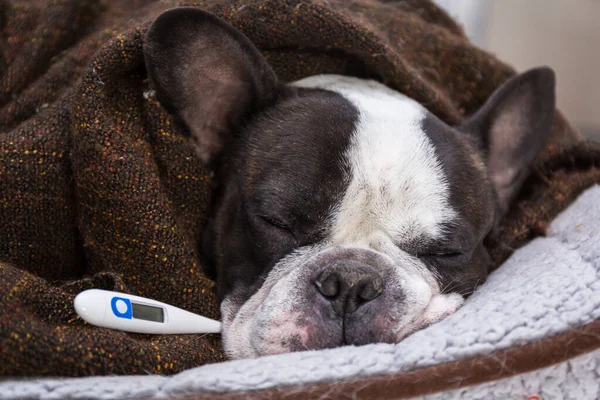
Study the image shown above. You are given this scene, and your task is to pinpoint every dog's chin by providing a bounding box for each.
[220,250,465,359]
[222,291,464,359]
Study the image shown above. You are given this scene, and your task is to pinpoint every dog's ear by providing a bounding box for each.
[459,67,556,215]
[144,7,280,165]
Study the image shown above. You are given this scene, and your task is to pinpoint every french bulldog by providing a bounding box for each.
[143,7,555,359]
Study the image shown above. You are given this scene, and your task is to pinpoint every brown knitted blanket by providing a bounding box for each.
[1,0,599,378]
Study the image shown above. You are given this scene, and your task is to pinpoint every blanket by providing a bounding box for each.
[2,185,599,399]
[1,0,599,383]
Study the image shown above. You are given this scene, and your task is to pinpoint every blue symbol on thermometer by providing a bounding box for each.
[110,296,133,319]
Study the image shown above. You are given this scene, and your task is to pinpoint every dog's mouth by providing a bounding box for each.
[219,246,466,359]
[393,292,465,342]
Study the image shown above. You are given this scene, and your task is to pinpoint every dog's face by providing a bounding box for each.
[144,8,556,358]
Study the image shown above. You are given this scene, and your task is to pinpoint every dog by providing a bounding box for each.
[143,7,555,359]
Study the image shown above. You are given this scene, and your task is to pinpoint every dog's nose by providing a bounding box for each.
[314,260,384,316]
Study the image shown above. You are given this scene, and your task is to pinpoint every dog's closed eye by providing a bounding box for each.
[257,215,298,241]
[258,215,291,231]
[417,248,469,262]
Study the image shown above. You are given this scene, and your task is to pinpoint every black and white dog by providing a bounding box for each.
[144,8,555,359]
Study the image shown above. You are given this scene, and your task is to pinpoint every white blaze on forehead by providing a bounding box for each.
[293,75,456,246]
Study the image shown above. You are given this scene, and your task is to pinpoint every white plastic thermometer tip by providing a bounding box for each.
[74,289,221,334]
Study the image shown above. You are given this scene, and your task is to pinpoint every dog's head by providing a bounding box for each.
[144,8,556,358]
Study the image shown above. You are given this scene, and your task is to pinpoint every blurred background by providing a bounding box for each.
[434,0,600,142]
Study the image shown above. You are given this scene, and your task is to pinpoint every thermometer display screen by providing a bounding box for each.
[132,303,164,323]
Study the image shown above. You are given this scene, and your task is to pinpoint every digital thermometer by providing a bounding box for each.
[74,289,221,334]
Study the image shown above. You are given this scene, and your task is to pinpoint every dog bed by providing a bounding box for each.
[1,0,599,398]
[2,184,599,399]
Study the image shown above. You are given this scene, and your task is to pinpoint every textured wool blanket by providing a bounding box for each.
[1,0,599,391]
